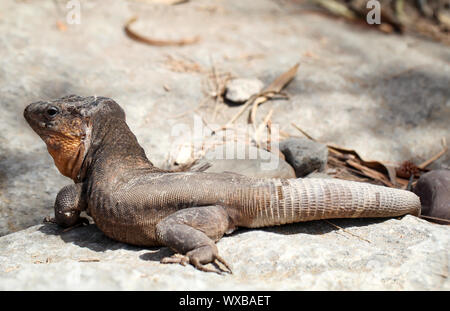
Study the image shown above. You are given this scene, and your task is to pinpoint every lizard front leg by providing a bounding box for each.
[155,205,235,274]
[53,183,88,228]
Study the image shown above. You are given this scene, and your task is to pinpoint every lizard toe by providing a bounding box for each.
[160,253,189,266]
[186,245,232,274]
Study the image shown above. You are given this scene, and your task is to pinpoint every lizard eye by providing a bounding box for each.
[46,107,59,117]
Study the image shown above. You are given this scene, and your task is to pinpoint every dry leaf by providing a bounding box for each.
[124,16,200,46]
[263,63,299,93]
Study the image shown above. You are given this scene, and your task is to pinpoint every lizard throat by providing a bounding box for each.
[46,134,86,181]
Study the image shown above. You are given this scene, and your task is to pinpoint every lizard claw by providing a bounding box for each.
[214,255,233,274]
[186,246,233,275]
[160,252,232,274]
[61,216,90,232]
[43,216,57,224]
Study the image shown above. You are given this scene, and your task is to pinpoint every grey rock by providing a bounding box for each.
[0,215,448,290]
[279,138,328,177]
[414,169,450,220]
[193,143,296,179]
[225,78,264,103]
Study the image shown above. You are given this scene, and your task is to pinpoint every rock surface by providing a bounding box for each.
[414,170,450,220]
[0,215,448,290]
[1,0,449,236]
[225,78,264,103]
[279,138,328,177]
[193,143,296,178]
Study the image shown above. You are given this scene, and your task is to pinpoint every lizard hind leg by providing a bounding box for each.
[155,205,234,274]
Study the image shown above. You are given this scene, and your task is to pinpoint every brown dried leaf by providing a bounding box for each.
[263,63,300,93]
[327,144,401,187]
[124,17,200,46]
[346,159,394,187]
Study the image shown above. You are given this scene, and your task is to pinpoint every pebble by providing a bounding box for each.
[225,78,264,103]
[192,143,296,179]
[279,137,328,177]
[413,169,450,220]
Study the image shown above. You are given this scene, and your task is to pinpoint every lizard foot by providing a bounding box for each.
[43,216,57,224]
[186,246,232,274]
[160,253,189,266]
[156,206,234,274]
[61,217,90,232]
[160,247,232,274]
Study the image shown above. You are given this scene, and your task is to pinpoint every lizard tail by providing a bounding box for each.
[235,178,421,228]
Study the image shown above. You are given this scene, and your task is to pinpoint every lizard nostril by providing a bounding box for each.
[24,103,36,116]
[23,105,32,120]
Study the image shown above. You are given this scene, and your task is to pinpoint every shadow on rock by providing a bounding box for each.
[256,217,389,236]
[139,247,174,262]
[37,222,143,253]
[37,216,392,257]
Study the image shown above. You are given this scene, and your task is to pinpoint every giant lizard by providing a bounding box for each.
[23,95,421,273]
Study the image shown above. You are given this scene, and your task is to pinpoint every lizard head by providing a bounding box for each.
[24,95,125,181]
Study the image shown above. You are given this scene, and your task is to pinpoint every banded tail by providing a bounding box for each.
[230,178,421,227]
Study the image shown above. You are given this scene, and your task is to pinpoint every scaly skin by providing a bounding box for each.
[24,95,421,273]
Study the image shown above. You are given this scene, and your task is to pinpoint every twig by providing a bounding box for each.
[225,94,260,127]
[419,215,450,225]
[78,259,100,263]
[165,54,204,73]
[249,92,288,129]
[323,220,372,243]
[346,159,394,187]
[255,109,274,148]
[383,64,428,82]
[291,123,317,141]
[263,63,300,93]
[225,63,299,127]
[266,119,272,153]
[207,59,231,122]
[418,137,448,169]
[124,16,200,46]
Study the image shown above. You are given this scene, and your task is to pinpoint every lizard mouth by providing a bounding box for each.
[24,102,46,129]
[24,102,60,135]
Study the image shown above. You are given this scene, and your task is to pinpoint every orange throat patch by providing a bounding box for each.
[46,133,85,180]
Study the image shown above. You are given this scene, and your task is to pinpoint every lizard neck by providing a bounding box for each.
[76,116,156,182]
[46,132,87,181]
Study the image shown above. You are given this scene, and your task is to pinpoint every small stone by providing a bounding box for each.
[279,138,328,177]
[413,169,450,220]
[193,143,296,179]
[224,78,264,103]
